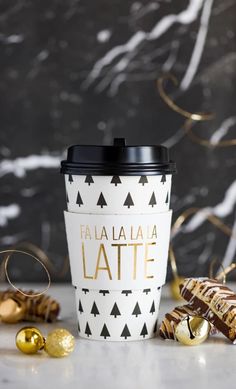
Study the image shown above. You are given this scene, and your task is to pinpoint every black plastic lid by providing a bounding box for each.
[61,138,176,176]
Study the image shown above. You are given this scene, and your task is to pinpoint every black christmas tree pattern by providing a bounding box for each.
[85,175,94,186]
[132,302,141,317]
[110,303,121,318]
[123,193,134,208]
[68,174,73,184]
[85,322,92,337]
[121,290,132,296]
[78,300,83,314]
[97,192,107,208]
[153,320,157,333]
[91,301,100,317]
[100,324,110,339]
[149,192,157,207]
[150,301,155,315]
[111,176,122,186]
[161,174,166,184]
[76,289,160,340]
[99,290,109,296]
[140,323,148,338]
[165,192,169,204]
[121,324,131,340]
[76,191,83,207]
[67,174,171,212]
[139,176,148,186]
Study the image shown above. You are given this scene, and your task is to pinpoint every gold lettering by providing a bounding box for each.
[111,244,127,280]
[112,226,118,240]
[85,226,91,240]
[101,227,108,240]
[80,225,85,239]
[144,242,156,279]
[95,226,99,240]
[128,243,142,280]
[82,242,94,279]
[151,225,157,239]
[118,227,126,240]
[136,226,143,240]
[94,244,112,280]
[131,226,134,240]
[95,226,108,240]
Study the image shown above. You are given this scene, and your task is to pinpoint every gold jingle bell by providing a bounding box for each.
[16,327,45,354]
[175,315,210,346]
[170,276,185,301]
[45,328,75,358]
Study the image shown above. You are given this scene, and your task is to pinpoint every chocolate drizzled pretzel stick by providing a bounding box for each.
[0,289,60,323]
[180,278,236,343]
[159,304,195,340]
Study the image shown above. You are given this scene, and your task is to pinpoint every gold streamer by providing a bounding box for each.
[171,207,234,238]
[216,263,236,282]
[169,245,179,279]
[157,74,214,121]
[1,249,51,297]
[157,74,236,290]
[184,119,236,148]
[0,242,69,282]
[157,74,236,147]
[209,259,226,284]
[169,207,236,284]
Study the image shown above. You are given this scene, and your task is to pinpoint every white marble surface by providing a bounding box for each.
[0,284,236,389]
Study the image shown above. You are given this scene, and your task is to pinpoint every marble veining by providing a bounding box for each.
[0,155,62,178]
[0,205,21,227]
[83,0,204,94]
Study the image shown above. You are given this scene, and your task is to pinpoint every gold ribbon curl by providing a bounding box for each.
[157,74,214,121]
[0,249,51,297]
[157,74,236,147]
[170,207,236,282]
[0,241,69,283]
[157,75,236,284]
[183,119,236,148]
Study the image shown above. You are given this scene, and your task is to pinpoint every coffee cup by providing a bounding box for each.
[61,138,176,341]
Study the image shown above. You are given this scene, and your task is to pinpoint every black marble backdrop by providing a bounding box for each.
[0,0,235,282]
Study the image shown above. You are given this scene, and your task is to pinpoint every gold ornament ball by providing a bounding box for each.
[175,315,210,346]
[45,328,75,358]
[0,298,25,323]
[170,277,185,301]
[16,327,45,354]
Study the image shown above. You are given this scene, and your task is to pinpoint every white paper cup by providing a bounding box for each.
[65,174,172,214]
[74,286,161,341]
[61,138,176,341]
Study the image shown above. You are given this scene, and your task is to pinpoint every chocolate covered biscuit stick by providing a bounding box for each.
[180,278,236,343]
[160,304,195,340]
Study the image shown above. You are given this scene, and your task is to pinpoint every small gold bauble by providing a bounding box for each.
[170,277,185,301]
[175,315,210,346]
[45,328,75,358]
[16,327,45,354]
[0,298,25,323]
